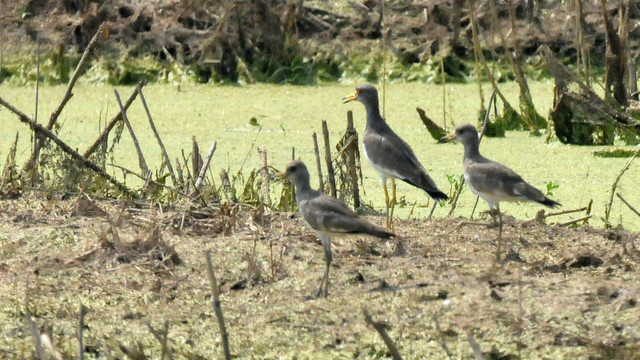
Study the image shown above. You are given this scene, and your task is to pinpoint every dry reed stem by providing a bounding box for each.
[84,82,145,158]
[259,145,270,206]
[346,111,360,208]
[114,89,150,178]
[192,141,218,195]
[313,133,324,192]
[108,163,193,200]
[558,215,593,227]
[321,120,336,197]
[617,193,640,217]
[605,151,638,222]
[205,251,231,360]
[0,96,135,196]
[138,87,177,186]
[362,307,403,360]
[25,22,107,171]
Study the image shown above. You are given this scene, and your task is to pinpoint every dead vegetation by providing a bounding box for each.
[0,193,639,358]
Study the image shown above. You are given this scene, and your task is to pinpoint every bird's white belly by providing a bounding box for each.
[464,173,500,209]
[362,143,397,183]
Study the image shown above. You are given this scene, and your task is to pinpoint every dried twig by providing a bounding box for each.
[25,22,107,170]
[0,96,135,196]
[26,311,48,360]
[362,307,403,360]
[321,120,336,197]
[84,82,145,158]
[605,151,638,222]
[432,311,453,359]
[205,251,231,360]
[114,89,150,177]
[558,215,592,227]
[192,141,218,194]
[147,321,174,360]
[466,330,484,360]
[138,87,177,186]
[617,193,640,217]
[108,163,193,200]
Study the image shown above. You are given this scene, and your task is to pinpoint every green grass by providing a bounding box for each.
[0,81,639,230]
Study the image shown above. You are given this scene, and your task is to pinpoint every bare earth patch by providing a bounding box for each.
[0,192,639,359]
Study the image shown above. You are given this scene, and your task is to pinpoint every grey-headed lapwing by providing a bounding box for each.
[279,160,394,298]
[343,84,448,228]
[445,123,561,227]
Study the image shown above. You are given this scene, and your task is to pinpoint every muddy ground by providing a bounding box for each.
[0,192,638,359]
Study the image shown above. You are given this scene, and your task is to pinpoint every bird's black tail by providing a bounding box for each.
[363,223,395,239]
[427,189,449,202]
[539,197,561,208]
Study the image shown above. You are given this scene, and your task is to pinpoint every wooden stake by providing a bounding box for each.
[77,305,87,360]
[346,111,360,208]
[312,133,324,192]
[321,120,336,197]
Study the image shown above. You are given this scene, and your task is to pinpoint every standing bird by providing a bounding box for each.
[444,123,561,229]
[343,84,448,228]
[279,160,394,298]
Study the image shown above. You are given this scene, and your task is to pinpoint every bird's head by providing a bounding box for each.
[442,124,479,145]
[342,84,378,106]
[278,160,310,186]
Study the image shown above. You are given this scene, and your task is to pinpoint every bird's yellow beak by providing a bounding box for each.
[276,171,287,179]
[441,132,458,142]
[342,90,358,104]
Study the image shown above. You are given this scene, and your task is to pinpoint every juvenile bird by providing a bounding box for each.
[445,123,561,228]
[279,160,394,298]
[343,84,448,228]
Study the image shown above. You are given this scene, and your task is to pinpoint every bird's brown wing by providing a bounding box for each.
[300,194,393,238]
[364,129,447,200]
[465,160,550,203]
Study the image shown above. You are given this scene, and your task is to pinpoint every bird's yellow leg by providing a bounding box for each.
[383,183,391,229]
[389,179,397,229]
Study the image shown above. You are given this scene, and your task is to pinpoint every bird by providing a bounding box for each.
[444,123,561,229]
[279,160,394,298]
[343,84,448,228]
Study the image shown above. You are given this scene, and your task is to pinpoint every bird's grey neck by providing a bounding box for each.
[363,101,384,128]
[462,139,481,160]
[293,179,313,198]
